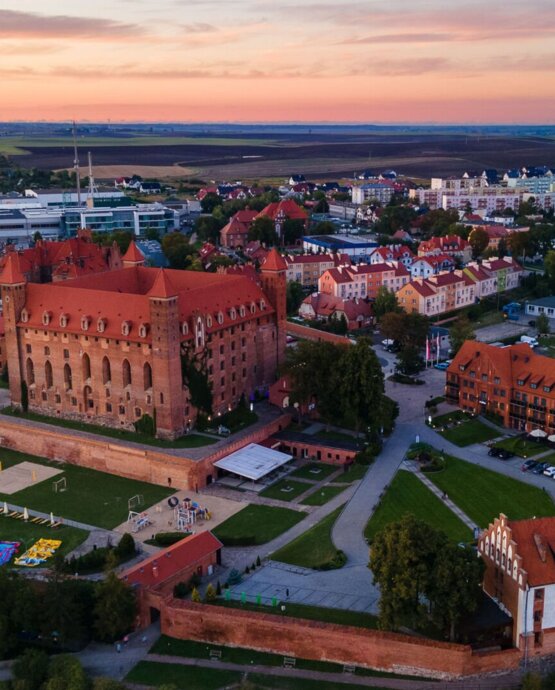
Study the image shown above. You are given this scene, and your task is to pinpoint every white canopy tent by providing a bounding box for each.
[214,443,292,481]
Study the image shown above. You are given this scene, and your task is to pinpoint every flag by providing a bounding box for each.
[437,333,441,357]
[426,338,430,361]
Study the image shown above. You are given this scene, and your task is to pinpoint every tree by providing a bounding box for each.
[536,313,550,335]
[449,316,475,355]
[520,672,543,690]
[32,231,43,243]
[282,218,305,245]
[93,572,136,643]
[93,680,128,690]
[200,192,222,214]
[204,583,216,602]
[309,220,335,235]
[380,311,428,350]
[286,281,305,315]
[161,232,195,269]
[545,250,555,291]
[191,587,201,603]
[431,544,484,641]
[313,197,329,213]
[373,286,400,320]
[195,215,224,243]
[468,228,489,259]
[12,648,49,690]
[248,216,276,245]
[397,345,423,375]
[44,655,88,690]
[508,231,532,261]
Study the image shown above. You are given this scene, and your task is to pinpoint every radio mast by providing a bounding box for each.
[72,121,82,207]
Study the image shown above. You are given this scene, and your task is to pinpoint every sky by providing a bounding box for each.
[1,0,555,123]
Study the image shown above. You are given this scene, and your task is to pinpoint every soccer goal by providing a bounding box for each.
[128,494,144,511]
[52,477,67,493]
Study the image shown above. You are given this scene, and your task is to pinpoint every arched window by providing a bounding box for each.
[81,315,91,331]
[60,313,69,328]
[97,318,106,333]
[82,353,91,380]
[122,359,132,387]
[45,361,53,388]
[21,309,30,323]
[64,363,72,391]
[121,321,131,337]
[42,311,52,326]
[139,323,149,338]
[143,362,152,390]
[181,321,189,336]
[102,357,111,385]
[26,358,35,385]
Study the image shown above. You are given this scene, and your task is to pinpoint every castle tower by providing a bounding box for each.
[260,248,287,366]
[0,255,27,407]
[122,241,145,267]
[148,269,184,439]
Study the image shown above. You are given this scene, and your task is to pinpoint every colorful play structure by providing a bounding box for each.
[128,511,152,533]
[174,498,211,531]
[0,541,20,566]
[14,539,62,567]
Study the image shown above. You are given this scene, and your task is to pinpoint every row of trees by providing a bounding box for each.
[0,566,136,659]
[370,515,484,641]
[284,338,398,438]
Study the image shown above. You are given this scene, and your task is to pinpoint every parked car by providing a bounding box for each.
[497,449,514,460]
[532,462,550,475]
[543,465,555,478]
[521,460,538,472]
[488,447,501,457]
[434,361,449,371]
[528,320,536,327]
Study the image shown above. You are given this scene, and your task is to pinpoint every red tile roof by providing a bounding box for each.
[149,269,178,298]
[257,199,308,222]
[120,531,222,590]
[123,241,145,264]
[262,248,287,272]
[508,517,555,587]
[0,254,26,284]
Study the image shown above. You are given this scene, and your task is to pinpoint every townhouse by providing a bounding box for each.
[417,235,472,263]
[410,254,456,278]
[284,253,347,287]
[318,262,410,301]
[368,244,415,268]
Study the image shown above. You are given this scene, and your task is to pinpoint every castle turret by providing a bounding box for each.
[260,248,287,366]
[0,255,27,407]
[148,269,184,439]
[122,240,145,267]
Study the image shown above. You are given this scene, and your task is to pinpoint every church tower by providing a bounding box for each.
[260,248,287,366]
[0,255,27,407]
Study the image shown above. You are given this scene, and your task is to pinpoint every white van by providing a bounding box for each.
[520,335,539,348]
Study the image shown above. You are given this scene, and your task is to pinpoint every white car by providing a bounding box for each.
[543,465,555,478]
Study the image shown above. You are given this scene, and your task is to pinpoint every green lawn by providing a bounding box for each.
[314,430,360,443]
[427,453,555,527]
[0,515,88,563]
[271,506,344,569]
[364,471,473,543]
[431,410,468,426]
[213,407,258,433]
[1,408,215,449]
[212,504,305,546]
[215,599,379,629]
[289,463,337,481]
[260,479,309,502]
[126,661,240,690]
[0,448,174,529]
[439,418,499,447]
[334,464,368,483]
[494,436,547,458]
[248,675,389,690]
[300,485,347,506]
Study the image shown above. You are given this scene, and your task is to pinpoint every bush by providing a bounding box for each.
[204,583,216,602]
[12,649,49,690]
[389,373,425,385]
[134,413,156,437]
[173,582,188,598]
[114,533,136,560]
[191,587,201,603]
[149,532,190,547]
[65,534,136,573]
[319,550,347,570]
[355,448,375,466]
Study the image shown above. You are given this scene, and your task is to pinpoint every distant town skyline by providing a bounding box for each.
[1,0,555,123]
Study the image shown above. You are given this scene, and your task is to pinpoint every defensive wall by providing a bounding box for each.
[285,321,353,345]
[0,413,290,491]
[155,598,521,679]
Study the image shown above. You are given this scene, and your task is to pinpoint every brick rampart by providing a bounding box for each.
[0,413,290,491]
[158,599,521,679]
[285,322,353,345]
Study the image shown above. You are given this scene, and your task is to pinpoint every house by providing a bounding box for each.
[478,513,555,654]
[525,296,555,321]
[197,186,219,201]
[219,209,258,249]
[318,262,409,300]
[139,182,162,195]
[410,255,456,278]
[299,293,373,330]
[120,531,222,628]
[392,229,412,242]
[417,235,471,263]
[284,253,345,287]
[288,175,306,186]
[461,263,497,298]
[481,257,522,292]
[368,245,414,268]
[256,199,308,241]
[396,279,441,317]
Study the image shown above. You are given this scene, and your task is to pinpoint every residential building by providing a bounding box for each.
[299,293,373,330]
[219,210,258,249]
[368,245,414,268]
[445,341,555,433]
[410,255,456,278]
[525,296,555,321]
[328,200,358,221]
[461,263,497,298]
[417,235,471,263]
[319,262,409,300]
[0,247,286,439]
[284,253,347,287]
[256,199,308,241]
[396,279,441,316]
[481,257,522,292]
[478,513,555,653]
[351,182,396,205]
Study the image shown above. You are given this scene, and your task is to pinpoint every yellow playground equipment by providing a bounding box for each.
[14,539,62,567]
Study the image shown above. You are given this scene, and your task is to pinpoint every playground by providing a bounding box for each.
[0,461,62,494]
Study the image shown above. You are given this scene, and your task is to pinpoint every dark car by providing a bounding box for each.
[521,460,539,472]
[532,462,550,475]
[497,449,514,460]
[488,447,501,457]
[528,320,536,327]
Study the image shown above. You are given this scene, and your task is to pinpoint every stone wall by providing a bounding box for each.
[285,322,352,345]
[0,412,290,491]
[159,599,521,679]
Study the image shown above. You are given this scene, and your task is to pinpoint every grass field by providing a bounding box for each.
[0,448,173,529]
[126,661,240,690]
[494,436,547,458]
[289,463,338,481]
[364,470,473,543]
[260,479,308,502]
[1,408,215,449]
[271,506,344,569]
[427,453,555,527]
[0,516,88,563]
[439,418,499,447]
[212,504,305,545]
[334,464,368,483]
[300,485,347,506]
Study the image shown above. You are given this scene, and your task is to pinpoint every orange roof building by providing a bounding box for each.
[0,259,286,443]
[479,513,555,652]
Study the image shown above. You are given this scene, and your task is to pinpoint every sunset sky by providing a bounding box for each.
[1,0,555,123]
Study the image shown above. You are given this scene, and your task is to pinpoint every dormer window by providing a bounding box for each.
[60,313,69,328]
[42,311,52,326]
[260,299,266,310]
[239,305,246,318]
[250,302,256,314]
[97,318,106,333]
[121,320,132,336]
[517,379,524,386]
[544,385,551,393]
[181,321,189,336]
[206,315,213,328]
[138,323,149,338]
[229,308,237,320]
[21,309,30,323]
[81,315,91,331]
[217,311,224,325]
